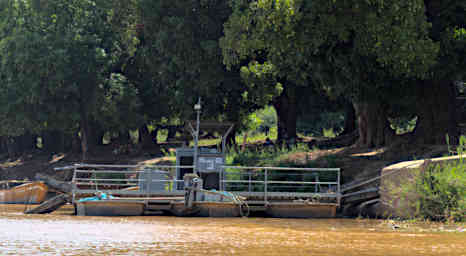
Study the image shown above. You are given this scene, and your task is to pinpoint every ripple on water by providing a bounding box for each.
[0,205,464,256]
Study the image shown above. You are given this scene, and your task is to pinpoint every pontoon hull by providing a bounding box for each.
[0,182,48,204]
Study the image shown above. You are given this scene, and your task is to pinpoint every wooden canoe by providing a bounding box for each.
[0,182,48,204]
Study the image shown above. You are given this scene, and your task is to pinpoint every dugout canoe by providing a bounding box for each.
[0,181,49,204]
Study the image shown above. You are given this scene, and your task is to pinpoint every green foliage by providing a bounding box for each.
[0,0,462,155]
[390,116,417,135]
[399,138,466,222]
[135,0,254,126]
[407,161,466,222]
[225,143,338,193]
[221,0,438,91]
[227,143,311,167]
[219,0,443,144]
[298,111,344,136]
[244,106,277,136]
[0,0,138,138]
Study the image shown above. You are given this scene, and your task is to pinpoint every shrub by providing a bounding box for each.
[401,161,466,222]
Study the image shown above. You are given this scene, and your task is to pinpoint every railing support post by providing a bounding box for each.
[337,169,341,206]
[220,166,224,191]
[248,171,252,192]
[72,164,78,204]
[264,169,268,204]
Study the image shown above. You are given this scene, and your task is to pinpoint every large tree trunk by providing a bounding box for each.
[42,130,65,153]
[0,136,7,155]
[138,124,153,149]
[273,87,298,144]
[341,101,356,135]
[89,120,105,147]
[79,95,92,161]
[166,126,178,141]
[63,132,74,152]
[225,126,238,150]
[18,132,36,153]
[80,117,90,161]
[118,130,131,145]
[353,101,393,148]
[5,137,19,158]
[414,80,457,144]
[71,131,81,154]
[79,79,97,161]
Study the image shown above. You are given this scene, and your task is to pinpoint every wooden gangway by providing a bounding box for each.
[25,194,70,214]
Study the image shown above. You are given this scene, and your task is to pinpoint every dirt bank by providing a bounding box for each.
[0,141,450,187]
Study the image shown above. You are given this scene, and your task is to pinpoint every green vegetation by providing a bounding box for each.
[226,143,311,167]
[398,138,466,222]
[401,161,466,222]
[224,144,339,193]
[0,0,464,160]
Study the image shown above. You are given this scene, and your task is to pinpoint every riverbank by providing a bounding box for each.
[0,141,459,220]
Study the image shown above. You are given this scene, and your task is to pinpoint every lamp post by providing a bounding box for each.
[193,98,201,175]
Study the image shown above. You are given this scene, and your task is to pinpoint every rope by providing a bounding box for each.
[203,189,250,217]
[237,197,250,218]
[23,183,34,213]
[224,192,250,217]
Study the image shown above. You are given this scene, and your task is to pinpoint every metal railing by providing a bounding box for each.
[221,166,341,205]
[69,164,194,203]
[68,164,341,206]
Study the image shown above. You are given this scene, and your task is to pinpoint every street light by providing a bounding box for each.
[193,98,201,175]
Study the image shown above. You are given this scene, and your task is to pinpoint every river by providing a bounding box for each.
[0,204,464,255]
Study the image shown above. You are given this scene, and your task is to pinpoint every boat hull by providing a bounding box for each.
[169,201,241,217]
[75,200,145,216]
[196,202,242,217]
[0,182,48,204]
[266,203,337,218]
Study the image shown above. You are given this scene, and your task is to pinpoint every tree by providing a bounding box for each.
[131,0,257,146]
[0,0,139,159]
[412,1,466,144]
[221,0,439,147]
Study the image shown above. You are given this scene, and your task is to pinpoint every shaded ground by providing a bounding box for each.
[0,145,175,182]
[0,138,450,186]
[282,142,448,184]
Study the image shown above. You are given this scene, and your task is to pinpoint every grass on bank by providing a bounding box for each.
[398,137,466,222]
[405,160,466,222]
[225,143,312,167]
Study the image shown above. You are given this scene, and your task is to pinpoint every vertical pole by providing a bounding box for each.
[315,174,319,193]
[220,166,223,191]
[193,98,201,176]
[72,165,77,204]
[248,171,252,192]
[264,169,268,204]
[337,168,341,206]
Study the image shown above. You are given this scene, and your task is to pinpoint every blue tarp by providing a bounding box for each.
[78,192,114,202]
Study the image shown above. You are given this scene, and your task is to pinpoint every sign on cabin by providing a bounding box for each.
[175,147,225,190]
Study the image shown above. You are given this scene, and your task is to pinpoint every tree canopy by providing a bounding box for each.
[0,0,464,158]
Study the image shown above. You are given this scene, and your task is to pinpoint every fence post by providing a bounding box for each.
[264,169,268,204]
[337,169,341,206]
[72,164,77,204]
[220,166,224,191]
[248,171,252,192]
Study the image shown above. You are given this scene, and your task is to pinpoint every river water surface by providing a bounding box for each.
[0,204,464,255]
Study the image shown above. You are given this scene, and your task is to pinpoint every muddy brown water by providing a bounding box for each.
[0,205,464,256]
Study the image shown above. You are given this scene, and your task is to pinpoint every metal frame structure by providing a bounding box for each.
[220,166,341,205]
[70,164,193,204]
[69,164,341,207]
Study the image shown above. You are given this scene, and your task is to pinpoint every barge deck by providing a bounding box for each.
[69,164,341,218]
